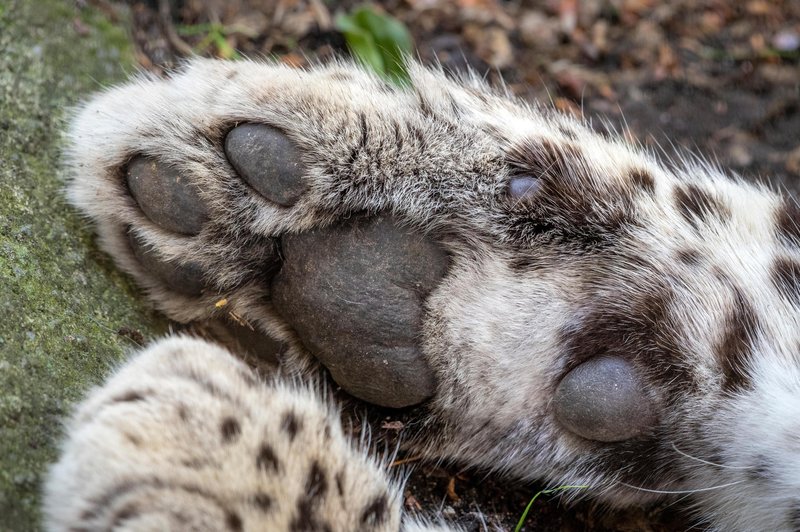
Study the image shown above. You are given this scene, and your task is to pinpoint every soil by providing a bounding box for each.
[123,0,800,530]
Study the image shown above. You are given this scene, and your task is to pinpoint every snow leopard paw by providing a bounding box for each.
[65,59,472,408]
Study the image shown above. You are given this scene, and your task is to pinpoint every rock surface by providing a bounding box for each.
[0,2,162,528]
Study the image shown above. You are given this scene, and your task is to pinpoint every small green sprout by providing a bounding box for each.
[334,6,413,85]
[177,22,241,60]
[514,485,590,532]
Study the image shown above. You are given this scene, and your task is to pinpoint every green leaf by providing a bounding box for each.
[211,31,239,60]
[335,13,385,75]
[335,6,413,85]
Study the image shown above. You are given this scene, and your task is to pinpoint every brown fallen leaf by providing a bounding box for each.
[446,476,461,503]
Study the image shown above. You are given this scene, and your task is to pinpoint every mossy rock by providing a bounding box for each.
[0,1,163,528]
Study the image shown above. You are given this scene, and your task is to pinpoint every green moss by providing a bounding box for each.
[0,1,162,528]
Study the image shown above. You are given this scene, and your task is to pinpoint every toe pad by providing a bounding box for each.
[225,124,307,207]
[126,156,209,235]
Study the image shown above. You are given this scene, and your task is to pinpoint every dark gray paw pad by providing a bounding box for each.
[271,215,449,408]
[128,231,206,296]
[126,156,209,235]
[224,124,307,207]
[554,356,658,442]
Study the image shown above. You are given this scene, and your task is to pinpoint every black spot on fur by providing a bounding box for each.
[220,417,241,443]
[281,411,302,441]
[226,512,243,531]
[717,289,758,392]
[175,368,237,405]
[674,184,728,228]
[177,405,190,422]
[773,257,800,303]
[124,432,142,447]
[289,462,332,532]
[252,493,272,512]
[677,249,702,266]
[361,494,390,526]
[335,471,345,497]
[305,461,328,498]
[111,391,146,403]
[111,504,139,527]
[776,199,800,246]
[629,169,655,194]
[256,444,280,473]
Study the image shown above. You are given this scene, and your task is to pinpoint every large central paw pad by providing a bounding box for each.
[81,123,447,408]
[273,214,447,406]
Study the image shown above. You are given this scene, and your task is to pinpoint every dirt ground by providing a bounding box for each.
[119,0,799,529]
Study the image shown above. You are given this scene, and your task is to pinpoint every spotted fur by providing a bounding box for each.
[44,337,420,531]
[48,59,800,531]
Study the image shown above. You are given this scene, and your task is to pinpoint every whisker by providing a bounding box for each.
[616,479,745,495]
[670,443,750,470]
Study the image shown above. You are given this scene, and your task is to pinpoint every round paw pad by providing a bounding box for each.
[271,215,448,408]
[126,156,209,235]
[224,124,307,207]
[129,232,206,296]
[553,357,657,442]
